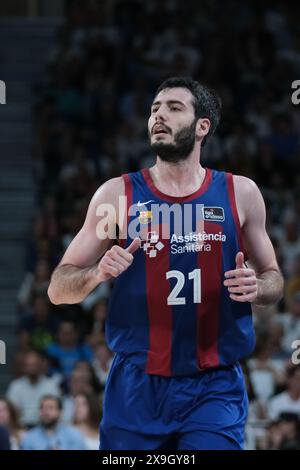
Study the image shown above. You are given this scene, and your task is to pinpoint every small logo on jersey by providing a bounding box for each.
[203,207,225,222]
[138,210,152,224]
[141,231,164,258]
[137,200,154,207]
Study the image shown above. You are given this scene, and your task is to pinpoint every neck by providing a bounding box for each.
[151,149,205,196]
[43,425,57,434]
[28,375,40,384]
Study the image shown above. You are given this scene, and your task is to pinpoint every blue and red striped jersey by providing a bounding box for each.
[106,167,255,376]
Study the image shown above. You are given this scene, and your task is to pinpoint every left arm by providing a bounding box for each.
[224,175,284,306]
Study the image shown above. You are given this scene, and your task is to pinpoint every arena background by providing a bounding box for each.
[0,0,300,450]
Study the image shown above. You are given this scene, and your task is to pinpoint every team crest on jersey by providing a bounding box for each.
[203,206,225,222]
[138,210,153,224]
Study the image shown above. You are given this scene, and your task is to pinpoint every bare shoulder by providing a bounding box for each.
[90,176,125,207]
[82,176,125,230]
[232,174,265,226]
[233,174,260,197]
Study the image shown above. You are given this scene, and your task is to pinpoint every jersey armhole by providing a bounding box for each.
[118,174,132,248]
[226,172,249,262]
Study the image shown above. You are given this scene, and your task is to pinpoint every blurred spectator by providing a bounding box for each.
[278,212,300,277]
[278,292,300,355]
[92,343,114,389]
[0,399,24,450]
[263,413,300,450]
[73,361,102,393]
[277,413,300,450]
[62,366,99,423]
[18,259,51,310]
[20,396,86,450]
[89,298,107,334]
[224,122,257,160]
[40,351,63,389]
[80,283,110,312]
[267,319,289,363]
[245,96,272,138]
[0,426,10,451]
[47,321,93,381]
[285,254,300,302]
[6,351,60,427]
[268,366,300,420]
[85,298,108,349]
[243,362,268,449]
[248,333,286,406]
[17,294,59,352]
[24,219,59,277]
[73,393,101,450]
[266,114,299,165]
[261,420,282,450]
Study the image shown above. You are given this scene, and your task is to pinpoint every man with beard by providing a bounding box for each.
[48,77,283,450]
[20,396,86,450]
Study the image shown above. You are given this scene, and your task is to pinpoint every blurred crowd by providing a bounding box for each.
[2,0,300,450]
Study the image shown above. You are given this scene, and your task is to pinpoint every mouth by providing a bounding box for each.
[152,126,170,136]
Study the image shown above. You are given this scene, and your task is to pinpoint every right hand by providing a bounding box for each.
[96,238,141,282]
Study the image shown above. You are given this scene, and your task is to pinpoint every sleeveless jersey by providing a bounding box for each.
[106,167,255,376]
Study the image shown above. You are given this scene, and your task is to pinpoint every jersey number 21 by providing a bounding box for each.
[166,269,201,305]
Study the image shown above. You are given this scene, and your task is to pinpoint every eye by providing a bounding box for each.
[170,106,181,111]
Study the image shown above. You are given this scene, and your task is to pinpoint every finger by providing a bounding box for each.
[104,259,125,275]
[102,262,120,278]
[126,237,141,254]
[229,293,255,302]
[110,245,134,263]
[110,260,125,273]
[224,276,257,286]
[224,268,255,278]
[228,285,257,294]
[235,251,244,269]
[108,250,131,270]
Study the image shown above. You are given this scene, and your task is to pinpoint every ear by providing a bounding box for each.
[196,118,210,141]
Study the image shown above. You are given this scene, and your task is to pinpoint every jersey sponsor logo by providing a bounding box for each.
[203,206,225,222]
[137,200,154,207]
[141,231,165,258]
[171,242,212,254]
[171,232,226,243]
[140,231,226,258]
[170,231,226,254]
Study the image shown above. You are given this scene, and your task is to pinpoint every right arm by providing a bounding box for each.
[47,177,140,305]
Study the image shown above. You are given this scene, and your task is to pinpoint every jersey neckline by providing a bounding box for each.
[141,167,212,202]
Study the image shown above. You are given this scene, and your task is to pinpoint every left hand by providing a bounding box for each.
[223,252,258,302]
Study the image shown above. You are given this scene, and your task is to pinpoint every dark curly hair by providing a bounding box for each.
[155,76,222,146]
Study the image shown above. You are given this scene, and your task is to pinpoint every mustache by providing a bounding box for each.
[151,124,172,135]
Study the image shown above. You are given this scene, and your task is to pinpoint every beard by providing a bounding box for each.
[149,119,197,163]
[41,417,59,430]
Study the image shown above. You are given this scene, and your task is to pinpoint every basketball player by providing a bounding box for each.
[48,77,283,450]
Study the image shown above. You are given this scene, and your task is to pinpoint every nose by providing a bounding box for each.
[154,105,167,122]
